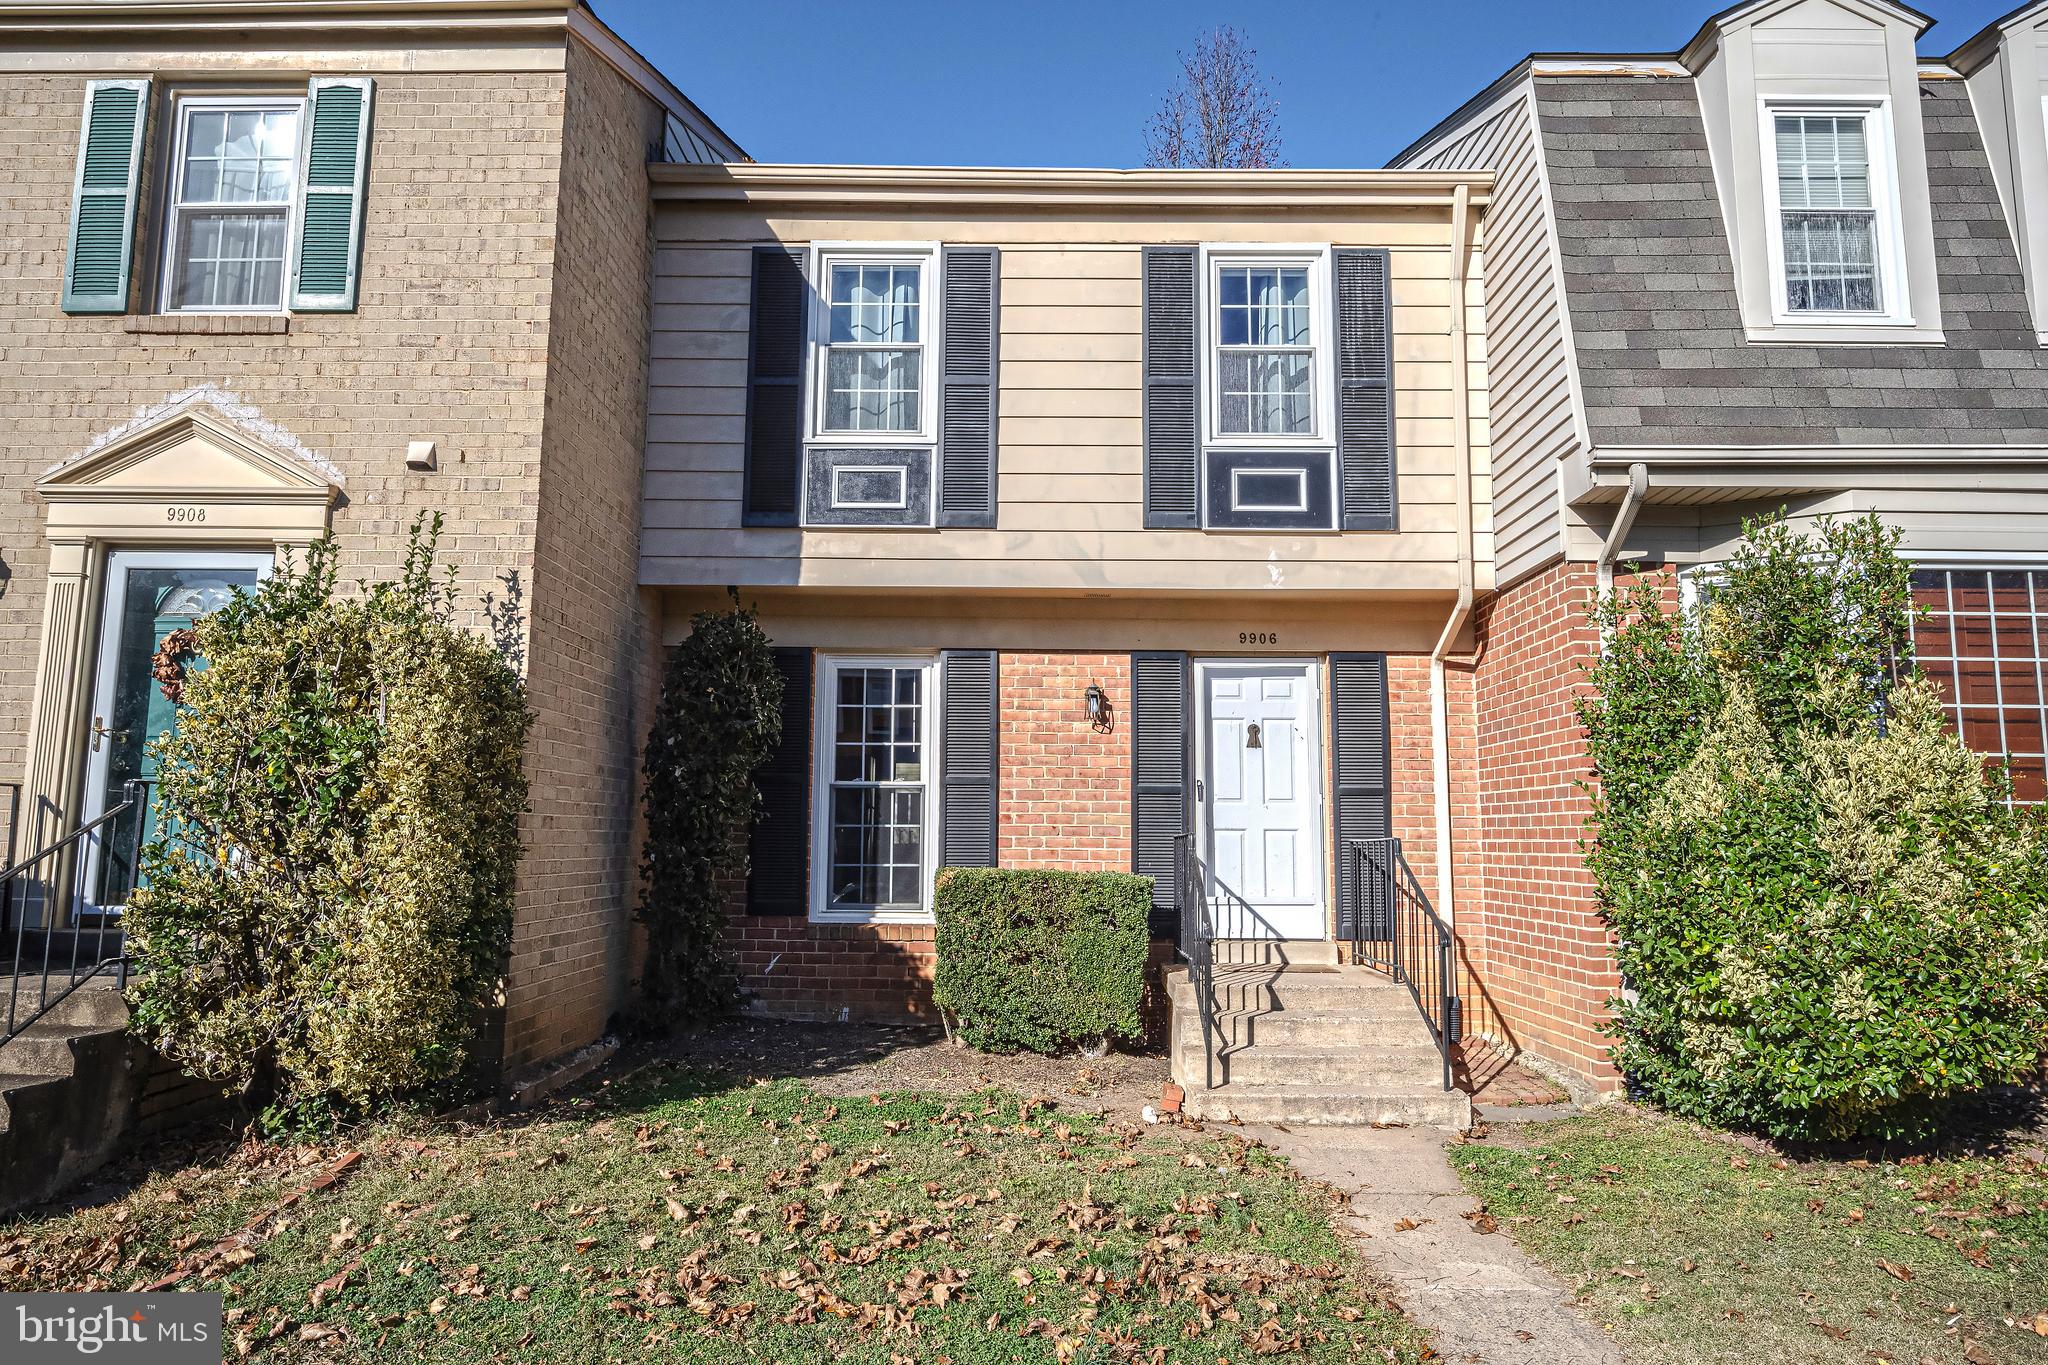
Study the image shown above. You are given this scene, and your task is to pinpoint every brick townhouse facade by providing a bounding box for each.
[1397,0,2048,1089]
[9,0,2048,1177]
[0,0,739,1116]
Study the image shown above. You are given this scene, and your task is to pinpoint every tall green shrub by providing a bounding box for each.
[127,519,530,1120]
[634,601,783,1026]
[1584,513,2048,1140]
[932,868,1150,1054]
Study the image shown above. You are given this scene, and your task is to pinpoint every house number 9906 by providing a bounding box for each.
[1239,632,1278,646]
[166,506,206,524]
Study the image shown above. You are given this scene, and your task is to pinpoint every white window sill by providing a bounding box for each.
[810,909,935,927]
[1745,322,1944,346]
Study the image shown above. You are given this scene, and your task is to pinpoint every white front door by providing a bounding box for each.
[1198,661,1325,940]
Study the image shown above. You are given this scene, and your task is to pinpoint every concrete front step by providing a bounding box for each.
[1,977,128,1032]
[1208,939,1339,968]
[0,1024,88,1078]
[1166,961,1467,1128]
[1177,1004,1435,1050]
[1181,1084,1472,1128]
[1176,1044,1445,1089]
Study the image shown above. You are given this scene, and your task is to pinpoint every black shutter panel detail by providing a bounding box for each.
[939,650,999,867]
[1334,249,1398,532]
[743,246,807,526]
[938,246,1000,528]
[1141,247,1199,530]
[1330,653,1393,940]
[747,647,813,915]
[1131,651,1192,939]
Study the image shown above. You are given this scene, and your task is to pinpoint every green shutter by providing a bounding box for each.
[289,77,373,311]
[62,79,149,315]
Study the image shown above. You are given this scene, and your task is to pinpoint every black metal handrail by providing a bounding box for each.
[1,782,19,938]
[1174,833,1217,1090]
[1347,837,1461,1093]
[3,778,148,1043]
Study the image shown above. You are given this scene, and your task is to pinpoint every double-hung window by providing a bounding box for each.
[1197,247,1338,530]
[162,97,304,313]
[814,250,935,439]
[1766,107,1903,321]
[1215,262,1318,437]
[812,656,938,921]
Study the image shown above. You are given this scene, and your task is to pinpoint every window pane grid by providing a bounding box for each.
[826,665,928,911]
[822,260,923,434]
[168,102,300,312]
[1911,568,2048,804]
[1775,112,1881,314]
[1215,264,1315,437]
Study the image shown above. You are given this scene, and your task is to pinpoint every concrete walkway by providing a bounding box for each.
[1241,1122,1626,1365]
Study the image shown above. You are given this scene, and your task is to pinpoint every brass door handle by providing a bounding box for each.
[90,715,125,753]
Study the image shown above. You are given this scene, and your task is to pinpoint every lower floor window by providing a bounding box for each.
[1912,568,2047,803]
[815,656,936,919]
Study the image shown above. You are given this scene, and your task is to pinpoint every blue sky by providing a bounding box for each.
[598,0,2021,167]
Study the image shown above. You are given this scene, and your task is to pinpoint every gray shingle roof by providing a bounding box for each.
[1538,76,2048,446]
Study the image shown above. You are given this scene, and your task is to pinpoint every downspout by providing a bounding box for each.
[1595,462,1650,596]
[1429,183,1476,923]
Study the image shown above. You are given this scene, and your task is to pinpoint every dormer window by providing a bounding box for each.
[1775,112,1879,312]
[1760,104,1910,325]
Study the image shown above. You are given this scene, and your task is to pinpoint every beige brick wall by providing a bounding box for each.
[0,44,663,1080]
[506,42,664,1070]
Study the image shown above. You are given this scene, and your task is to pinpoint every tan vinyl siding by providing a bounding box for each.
[1415,85,1574,586]
[640,213,1491,596]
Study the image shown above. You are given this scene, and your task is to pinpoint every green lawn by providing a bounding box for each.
[1450,1106,2048,1365]
[2,1064,1426,1362]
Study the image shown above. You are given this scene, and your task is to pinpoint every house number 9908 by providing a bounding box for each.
[1238,632,1278,646]
[166,506,206,524]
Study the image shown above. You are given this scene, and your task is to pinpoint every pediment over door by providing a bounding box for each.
[37,389,341,545]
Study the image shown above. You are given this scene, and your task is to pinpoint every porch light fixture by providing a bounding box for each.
[1084,684,1112,732]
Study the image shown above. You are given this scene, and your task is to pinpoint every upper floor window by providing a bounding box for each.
[813,248,936,441]
[1216,264,1314,435]
[1205,252,1330,444]
[1764,106,1905,323]
[163,98,303,313]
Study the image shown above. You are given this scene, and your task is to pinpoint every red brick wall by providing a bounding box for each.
[999,652,1132,871]
[722,647,1459,1028]
[1466,564,1621,1089]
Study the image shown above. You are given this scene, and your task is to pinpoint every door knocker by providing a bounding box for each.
[1245,722,1263,750]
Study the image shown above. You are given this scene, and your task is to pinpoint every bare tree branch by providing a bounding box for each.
[1142,26,1285,169]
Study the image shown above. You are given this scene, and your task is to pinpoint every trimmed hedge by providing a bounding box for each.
[931,868,1150,1054]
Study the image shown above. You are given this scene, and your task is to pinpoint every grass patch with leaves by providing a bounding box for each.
[1449,1106,2048,1365]
[1,1064,1426,1362]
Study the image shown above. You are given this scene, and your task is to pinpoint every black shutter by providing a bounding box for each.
[938,246,1000,528]
[1330,653,1393,939]
[1141,246,1199,530]
[1131,651,1191,939]
[1334,249,1398,531]
[743,246,807,526]
[939,650,999,867]
[747,647,813,915]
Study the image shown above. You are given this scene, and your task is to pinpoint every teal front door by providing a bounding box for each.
[78,550,268,916]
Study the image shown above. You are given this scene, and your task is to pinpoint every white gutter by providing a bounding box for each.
[1595,461,1650,595]
[1429,184,1476,923]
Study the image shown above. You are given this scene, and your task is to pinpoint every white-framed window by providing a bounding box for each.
[161,95,305,314]
[1200,246,1336,446]
[1759,103,1909,324]
[808,244,940,445]
[811,654,940,923]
